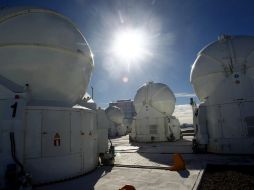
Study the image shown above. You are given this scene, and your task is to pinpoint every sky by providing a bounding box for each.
[1,0,254,123]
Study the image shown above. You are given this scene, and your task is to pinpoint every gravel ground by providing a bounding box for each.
[198,165,254,190]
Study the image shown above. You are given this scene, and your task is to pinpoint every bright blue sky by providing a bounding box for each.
[1,0,254,108]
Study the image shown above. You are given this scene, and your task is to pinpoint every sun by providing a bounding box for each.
[112,29,147,61]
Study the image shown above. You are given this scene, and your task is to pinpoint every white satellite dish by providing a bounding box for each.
[0,8,94,106]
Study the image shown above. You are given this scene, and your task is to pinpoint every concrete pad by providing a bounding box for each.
[35,135,254,190]
[115,135,193,154]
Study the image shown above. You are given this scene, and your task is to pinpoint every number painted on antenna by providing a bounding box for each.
[10,102,18,118]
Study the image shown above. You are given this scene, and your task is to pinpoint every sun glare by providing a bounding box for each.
[112,29,147,61]
[122,76,129,83]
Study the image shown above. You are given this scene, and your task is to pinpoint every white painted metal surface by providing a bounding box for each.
[0,8,108,188]
[0,8,94,107]
[96,108,110,153]
[131,82,181,142]
[105,106,124,124]
[123,118,133,133]
[0,105,99,185]
[107,120,118,137]
[191,35,254,104]
[0,94,27,188]
[191,35,254,154]
[105,106,126,136]
[134,82,176,115]
[109,100,135,134]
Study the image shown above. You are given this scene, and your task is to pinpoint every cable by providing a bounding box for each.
[104,163,170,170]
[10,132,25,175]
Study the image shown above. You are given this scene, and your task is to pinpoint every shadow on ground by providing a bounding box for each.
[35,166,113,190]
